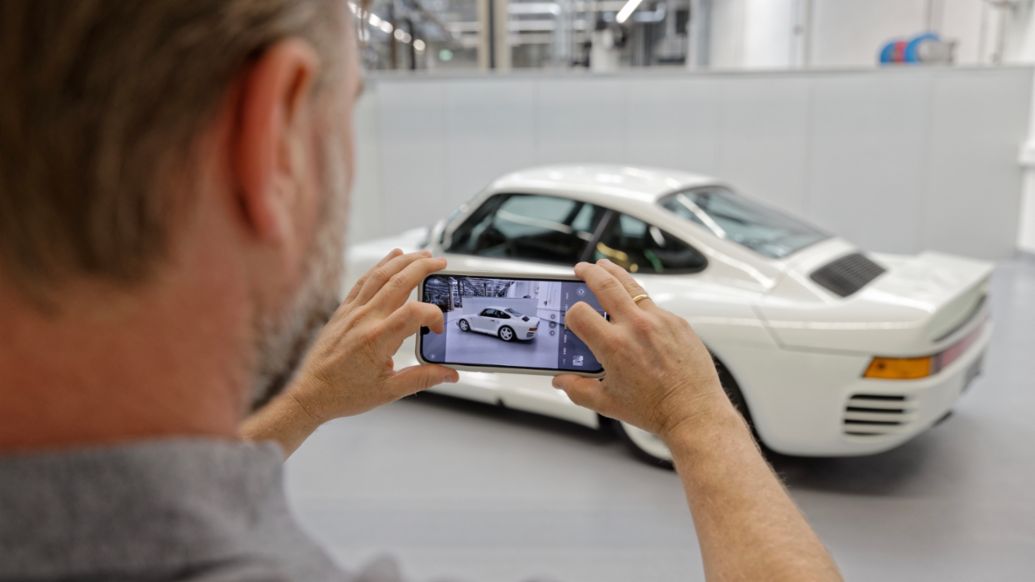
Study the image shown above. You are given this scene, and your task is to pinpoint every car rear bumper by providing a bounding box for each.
[740,319,992,456]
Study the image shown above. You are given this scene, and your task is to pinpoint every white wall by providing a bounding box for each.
[809,0,927,67]
[349,68,1032,259]
[461,297,537,317]
[710,0,800,69]
[1018,172,1035,253]
[706,0,1033,69]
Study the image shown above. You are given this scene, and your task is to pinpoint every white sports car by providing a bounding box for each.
[459,307,541,342]
[347,164,992,465]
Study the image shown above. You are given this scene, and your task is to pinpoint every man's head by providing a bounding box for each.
[0,1,363,422]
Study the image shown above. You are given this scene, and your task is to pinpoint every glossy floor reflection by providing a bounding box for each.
[285,257,1035,582]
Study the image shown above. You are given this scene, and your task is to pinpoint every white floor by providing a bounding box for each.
[285,258,1035,582]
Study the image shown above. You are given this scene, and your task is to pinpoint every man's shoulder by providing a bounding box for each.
[0,438,348,582]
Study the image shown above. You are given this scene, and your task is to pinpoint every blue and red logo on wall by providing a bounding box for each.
[880,32,943,65]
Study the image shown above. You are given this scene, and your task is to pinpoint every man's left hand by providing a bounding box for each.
[286,249,458,424]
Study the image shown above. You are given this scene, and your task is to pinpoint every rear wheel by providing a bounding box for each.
[458,319,470,332]
[617,357,754,468]
[498,326,515,342]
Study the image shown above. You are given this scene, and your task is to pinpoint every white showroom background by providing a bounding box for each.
[348,67,1033,260]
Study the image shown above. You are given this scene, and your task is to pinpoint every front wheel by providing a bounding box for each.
[618,422,673,468]
[498,326,515,342]
[458,319,470,332]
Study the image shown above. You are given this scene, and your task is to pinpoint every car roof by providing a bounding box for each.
[488,164,721,206]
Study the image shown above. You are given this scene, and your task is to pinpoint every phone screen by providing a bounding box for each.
[419,274,606,374]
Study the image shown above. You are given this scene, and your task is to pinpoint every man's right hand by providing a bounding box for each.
[553,259,738,444]
[556,259,843,582]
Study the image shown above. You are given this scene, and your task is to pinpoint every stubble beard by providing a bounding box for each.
[248,131,349,411]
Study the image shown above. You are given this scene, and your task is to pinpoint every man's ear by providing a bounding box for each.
[230,39,321,243]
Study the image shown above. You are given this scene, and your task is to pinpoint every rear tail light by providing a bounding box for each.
[864,317,986,381]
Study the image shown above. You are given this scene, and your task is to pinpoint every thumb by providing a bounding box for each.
[553,374,606,412]
[387,364,459,397]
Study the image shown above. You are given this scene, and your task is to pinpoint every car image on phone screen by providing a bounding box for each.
[418,273,607,376]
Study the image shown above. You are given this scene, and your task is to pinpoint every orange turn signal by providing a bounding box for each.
[864,356,934,380]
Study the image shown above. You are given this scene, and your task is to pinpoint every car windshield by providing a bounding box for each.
[505,308,521,315]
[659,187,829,259]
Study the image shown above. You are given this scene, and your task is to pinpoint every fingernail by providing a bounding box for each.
[599,259,612,266]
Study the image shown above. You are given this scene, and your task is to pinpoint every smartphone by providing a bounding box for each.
[416,272,607,377]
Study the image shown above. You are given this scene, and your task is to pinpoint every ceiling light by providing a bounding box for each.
[509,2,561,15]
[615,0,644,24]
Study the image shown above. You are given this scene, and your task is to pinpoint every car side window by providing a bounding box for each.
[497,310,511,319]
[593,213,707,274]
[479,308,494,317]
[445,193,605,265]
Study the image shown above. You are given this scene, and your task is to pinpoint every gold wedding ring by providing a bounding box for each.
[631,293,650,305]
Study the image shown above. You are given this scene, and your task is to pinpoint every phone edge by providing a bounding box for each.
[415,270,606,379]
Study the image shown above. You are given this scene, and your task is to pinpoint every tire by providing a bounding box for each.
[498,325,515,342]
[714,358,756,432]
[616,356,755,468]
[458,319,470,332]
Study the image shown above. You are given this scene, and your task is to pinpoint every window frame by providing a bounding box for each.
[443,192,604,265]
[444,191,708,274]
[588,210,709,275]
[656,186,830,260]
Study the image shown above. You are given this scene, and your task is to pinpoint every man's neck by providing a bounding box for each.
[0,270,250,451]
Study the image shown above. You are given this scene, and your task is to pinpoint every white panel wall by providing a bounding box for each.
[349,67,1032,259]
[707,0,1023,70]
[809,0,927,68]
[807,73,931,251]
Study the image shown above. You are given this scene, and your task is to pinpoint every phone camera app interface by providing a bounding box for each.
[421,275,604,373]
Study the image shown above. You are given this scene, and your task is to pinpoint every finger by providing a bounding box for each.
[379,301,446,350]
[387,364,459,398]
[574,262,639,320]
[345,248,402,304]
[552,374,608,412]
[596,259,657,312]
[564,302,613,357]
[369,256,447,313]
[353,250,433,306]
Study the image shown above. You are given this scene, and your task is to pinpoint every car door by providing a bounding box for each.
[492,309,512,335]
[471,308,494,333]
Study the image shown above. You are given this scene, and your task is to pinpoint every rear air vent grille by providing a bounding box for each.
[810,253,886,298]
[843,393,915,437]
